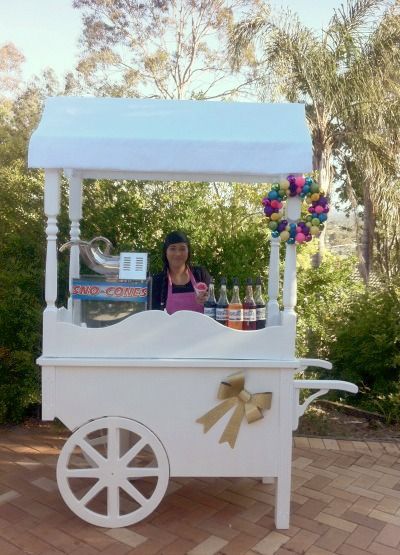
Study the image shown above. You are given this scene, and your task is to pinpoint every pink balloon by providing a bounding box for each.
[295,176,306,187]
[296,226,302,233]
[296,232,306,243]
[270,199,279,208]
[315,205,324,214]
[296,187,302,194]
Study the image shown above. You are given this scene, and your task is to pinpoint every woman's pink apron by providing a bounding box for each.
[166,269,204,315]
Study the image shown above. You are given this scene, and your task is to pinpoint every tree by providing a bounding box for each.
[73,0,260,99]
[335,4,400,280]
[0,42,25,97]
[230,0,400,278]
[0,161,45,422]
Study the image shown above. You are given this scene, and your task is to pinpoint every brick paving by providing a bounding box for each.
[0,423,399,554]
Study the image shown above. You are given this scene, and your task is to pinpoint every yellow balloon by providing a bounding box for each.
[311,193,320,202]
[280,230,290,241]
[310,226,320,235]
[280,181,289,190]
[270,212,281,221]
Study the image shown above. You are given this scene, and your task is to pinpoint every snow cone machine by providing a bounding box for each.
[28,97,357,529]
[59,236,150,327]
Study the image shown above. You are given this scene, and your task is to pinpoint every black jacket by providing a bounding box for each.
[150,266,211,311]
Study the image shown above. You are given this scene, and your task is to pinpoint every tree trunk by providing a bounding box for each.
[360,183,375,283]
[312,140,332,267]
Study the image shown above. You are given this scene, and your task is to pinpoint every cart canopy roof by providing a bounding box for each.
[28,97,312,183]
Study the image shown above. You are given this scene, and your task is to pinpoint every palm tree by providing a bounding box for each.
[230,0,400,280]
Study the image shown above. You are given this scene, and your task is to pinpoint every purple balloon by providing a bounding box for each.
[264,206,273,216]
[308,206,314,213]
[323,206,329,213]
[287,174,296,183]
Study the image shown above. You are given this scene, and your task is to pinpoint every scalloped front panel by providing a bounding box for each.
[43,310,294,359]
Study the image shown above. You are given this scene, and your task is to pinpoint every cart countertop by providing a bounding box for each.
[37,356,332,369]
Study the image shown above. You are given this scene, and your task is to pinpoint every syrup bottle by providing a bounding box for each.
[255,276,266,329]
[242,277,256,331]
[216,277,229,326]
[228,277,243,330]
[204,278,217,320]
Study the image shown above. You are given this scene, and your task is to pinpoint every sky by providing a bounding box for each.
[0,0,346,82]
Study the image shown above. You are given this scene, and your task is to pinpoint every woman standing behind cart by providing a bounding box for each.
[151,231,210,313]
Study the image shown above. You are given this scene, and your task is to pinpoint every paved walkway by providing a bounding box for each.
[0,424,399,555]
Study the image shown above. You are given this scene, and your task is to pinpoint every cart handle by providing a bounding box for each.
[292,380,358,431]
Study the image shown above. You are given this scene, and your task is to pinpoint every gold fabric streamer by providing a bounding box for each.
[196,372,272,448]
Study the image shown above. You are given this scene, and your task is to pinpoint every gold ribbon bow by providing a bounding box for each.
[196,372,272,449]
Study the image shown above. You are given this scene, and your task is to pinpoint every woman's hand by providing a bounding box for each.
[195,288,208,304]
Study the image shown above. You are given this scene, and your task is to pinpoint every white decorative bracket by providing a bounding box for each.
[292,379,358,431]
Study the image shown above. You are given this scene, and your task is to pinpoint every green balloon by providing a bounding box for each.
[310,182,319,193]
[312,218,320,226]
[272,183,280,190]
[269,221,278,231]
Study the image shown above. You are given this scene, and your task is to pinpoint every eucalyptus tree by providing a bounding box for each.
[230,0,399,278]
[73,0,261,99]
[337,4,400,280]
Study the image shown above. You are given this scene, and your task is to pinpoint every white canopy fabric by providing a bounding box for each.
[28,97,312,183]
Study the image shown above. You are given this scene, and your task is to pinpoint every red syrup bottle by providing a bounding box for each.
[242,277,257,331]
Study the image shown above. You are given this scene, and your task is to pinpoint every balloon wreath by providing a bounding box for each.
[262,175,329,244]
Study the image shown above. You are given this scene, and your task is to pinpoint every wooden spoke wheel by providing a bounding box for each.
[56,417,169,527]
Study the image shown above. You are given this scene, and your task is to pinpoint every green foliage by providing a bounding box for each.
[296,254,400,419]
[371,383,400,425]
[0,162,45,422]
[296,252,364,360]
[78,180,270,288]
[329,282,400,396]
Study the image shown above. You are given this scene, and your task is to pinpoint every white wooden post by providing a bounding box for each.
[282,197,301,353]
[42,170,61,355]
[267,237,281,326]
[44,169,61,310]
[68,174,83,291]
[67,173,83,323]
[275,369,294,529]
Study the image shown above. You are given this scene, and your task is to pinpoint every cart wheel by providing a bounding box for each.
[56,417,169,528]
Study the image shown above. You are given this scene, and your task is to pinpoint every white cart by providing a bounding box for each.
[28,97,357,529]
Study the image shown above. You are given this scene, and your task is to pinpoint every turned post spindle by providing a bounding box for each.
[68,175,83,292]
[267,236,281,326]
[44,170,61,310]
[67,174,83,323]
[282,197,301,338]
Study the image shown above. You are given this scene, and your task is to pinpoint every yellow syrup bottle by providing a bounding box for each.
[228,277,243,330]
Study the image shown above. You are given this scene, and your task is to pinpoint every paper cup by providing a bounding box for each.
[194,282,208,296]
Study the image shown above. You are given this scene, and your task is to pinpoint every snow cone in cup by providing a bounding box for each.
[194,282,208,300]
